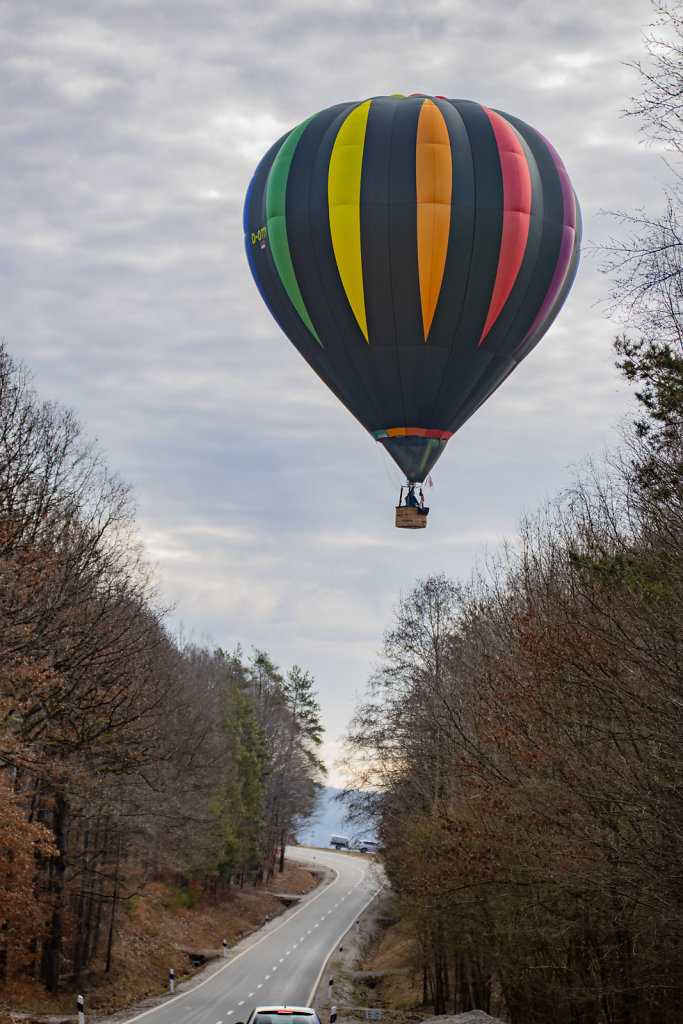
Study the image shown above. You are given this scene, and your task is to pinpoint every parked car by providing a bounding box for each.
[240,1006,322,1024]
[353,839,380,854]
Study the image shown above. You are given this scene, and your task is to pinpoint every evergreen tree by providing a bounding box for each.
[283,665,326,774]
[214,678,268,885]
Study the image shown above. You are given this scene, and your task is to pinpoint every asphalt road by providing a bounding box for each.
[124,847,380,1024]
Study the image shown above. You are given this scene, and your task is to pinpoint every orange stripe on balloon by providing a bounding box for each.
[479,108,532,344]
[416,99,452,341]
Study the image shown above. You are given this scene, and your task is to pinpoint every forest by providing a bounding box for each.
[341,9,683,1023]
[0,351,326,994]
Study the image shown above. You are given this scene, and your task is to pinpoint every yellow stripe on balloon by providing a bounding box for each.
[328,100,371,342]
[416,99,452,340]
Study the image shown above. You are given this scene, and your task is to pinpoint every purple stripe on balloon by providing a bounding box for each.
[515,141,577,353]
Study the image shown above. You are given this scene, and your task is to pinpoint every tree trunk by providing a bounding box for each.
[105,836,121,973]
[89,884,104,965]
[73,827,91,976]
[40,792,68,993]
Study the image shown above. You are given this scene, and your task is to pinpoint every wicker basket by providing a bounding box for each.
[395,505,429,529]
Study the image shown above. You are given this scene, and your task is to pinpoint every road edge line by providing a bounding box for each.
[122,852,339,1023]
[306,879,382,1006]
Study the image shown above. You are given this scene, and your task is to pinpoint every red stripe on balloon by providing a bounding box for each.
[479,108,532,344]
[515,142,577,353]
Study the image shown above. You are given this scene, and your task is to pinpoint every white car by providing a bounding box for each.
[354,839,380,854]
[241,1007,322,1024]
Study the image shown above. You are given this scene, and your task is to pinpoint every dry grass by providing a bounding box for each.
[367,915,424,1010]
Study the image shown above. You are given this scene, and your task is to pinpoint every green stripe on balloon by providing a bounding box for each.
[266,117,322,346]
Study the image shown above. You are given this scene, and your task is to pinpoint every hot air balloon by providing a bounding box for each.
[243,94,580,528]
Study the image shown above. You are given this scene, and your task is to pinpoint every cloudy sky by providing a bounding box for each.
[1,0,670,781]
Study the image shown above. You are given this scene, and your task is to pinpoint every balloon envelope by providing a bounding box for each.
[244,95,581,482]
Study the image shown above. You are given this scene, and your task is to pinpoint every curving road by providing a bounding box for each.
[124,847,380,1024]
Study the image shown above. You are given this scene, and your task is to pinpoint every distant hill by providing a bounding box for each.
[295,786,351,848]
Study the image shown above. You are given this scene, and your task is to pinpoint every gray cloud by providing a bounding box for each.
[0,0,667,781]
